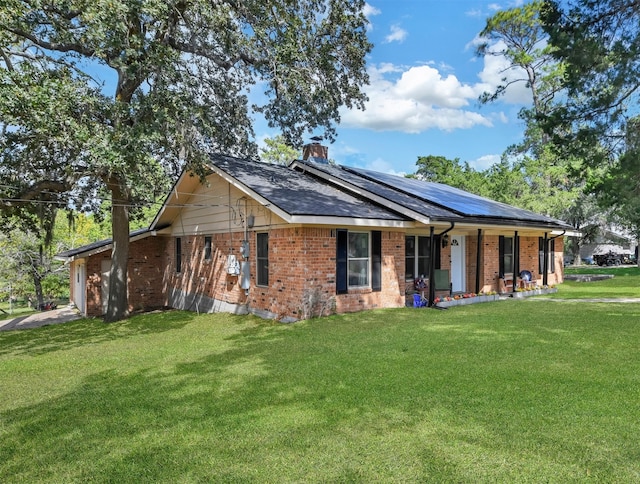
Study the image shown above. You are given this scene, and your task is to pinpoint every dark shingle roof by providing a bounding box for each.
[210,154,408,221]
[55,228,152,260]
[292,161,462,221]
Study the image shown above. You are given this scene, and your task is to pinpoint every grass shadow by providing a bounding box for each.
[0,310,195,357]
[2,305,640,481]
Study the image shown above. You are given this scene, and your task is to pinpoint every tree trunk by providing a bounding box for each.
[32,268,44,309]
[571,236,582,266]
[104,177,130,322]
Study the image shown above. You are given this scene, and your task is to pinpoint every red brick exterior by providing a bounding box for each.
[80,228,565,320]
[85,236,166,317]
[161,227,405,319]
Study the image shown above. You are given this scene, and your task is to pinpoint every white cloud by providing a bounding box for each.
[363,3,381,18]
[465,8,483,17]
[394,65,478,109]
[471,154,501,171]
[341,63,492,133]
[360,157,407,177]
[384,24,408,44]
[340,37,535,135]
[475,40,532,104]
[363,2,381,31]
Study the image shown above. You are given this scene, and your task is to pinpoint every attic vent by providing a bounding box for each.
[302,137,329,164]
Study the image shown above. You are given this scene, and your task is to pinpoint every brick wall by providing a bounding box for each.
[249,228,405,319]
[476,234,564,294]
[151,227,406,320]
[85,236,166,316]
[83,228,565,319]
[163,233,248,311]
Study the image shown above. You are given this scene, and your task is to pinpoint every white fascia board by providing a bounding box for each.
[150,169,192,230]
[288,215,413,228]
[453,221,580,237]
[552,229,581,237]
[291,162,431,225]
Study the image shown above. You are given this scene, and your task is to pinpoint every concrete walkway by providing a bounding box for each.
[0,305,82,331]
[530,297,640,304]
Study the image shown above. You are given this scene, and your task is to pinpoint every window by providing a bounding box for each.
[405,236,433,281]
[499,236,514,276]
[257,233,269,286]
[204,236,212,260]
[176,237,182,273]
[539,238,556,273]
[348,232,369,287]
[336,230,381,294]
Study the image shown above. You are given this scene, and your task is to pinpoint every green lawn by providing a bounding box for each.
[0,304,35,321]
[553,265,640,299]
[1,296,640,481]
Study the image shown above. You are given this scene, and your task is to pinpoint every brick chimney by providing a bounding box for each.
[302,137,329,163]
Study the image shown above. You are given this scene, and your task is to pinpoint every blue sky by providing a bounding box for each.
[258,0,532,176]
[86,1,531,177]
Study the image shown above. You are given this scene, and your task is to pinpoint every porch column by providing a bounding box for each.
[428,226,436,307]
[543,232,549,286]
[475,229,482,294]
[514,231,520,292]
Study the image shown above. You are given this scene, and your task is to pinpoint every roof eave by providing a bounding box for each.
[55,229,155,262]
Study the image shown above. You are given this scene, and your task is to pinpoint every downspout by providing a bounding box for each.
[239,198,251,292]
[428,227,436,306]
[428,222,455,307]
[542,232,549,286]
[475,229,482,294]
[438,222,455,242]
[513,231,519,293]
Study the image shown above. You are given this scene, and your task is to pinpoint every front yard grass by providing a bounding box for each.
[552,265,640,299]
[1,300,640,482]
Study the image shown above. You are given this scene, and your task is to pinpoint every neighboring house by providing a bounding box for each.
[57,142,575,321]
[579,227,637,263]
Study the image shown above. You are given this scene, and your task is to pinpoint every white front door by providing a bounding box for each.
[450,236,465,293]
[73,261,86,315]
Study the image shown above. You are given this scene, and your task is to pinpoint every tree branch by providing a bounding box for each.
[4,26,95,57]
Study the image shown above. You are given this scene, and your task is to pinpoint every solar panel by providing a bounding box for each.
[346,166,566,224]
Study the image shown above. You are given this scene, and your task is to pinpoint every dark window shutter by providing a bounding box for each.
[176,237,182,273]
[336,229,348,294]
[514,235,520,277]
[498,235,505,277]
[372,231,382,292]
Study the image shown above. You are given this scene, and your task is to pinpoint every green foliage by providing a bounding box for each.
[2,301,640,481]
[0,212,108,304]
[477,0,558,112]
[1,0,372,321]
[542,0,640,164]
[259,135,300,165]
[410,155,491,197]
[540,1,640,242]
[476,0,590,229]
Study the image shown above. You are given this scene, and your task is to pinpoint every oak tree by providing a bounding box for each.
[1,0,371,321]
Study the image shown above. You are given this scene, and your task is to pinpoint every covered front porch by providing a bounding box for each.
[404,224,567,307]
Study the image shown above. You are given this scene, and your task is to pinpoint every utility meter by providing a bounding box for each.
[240,240,250,258]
